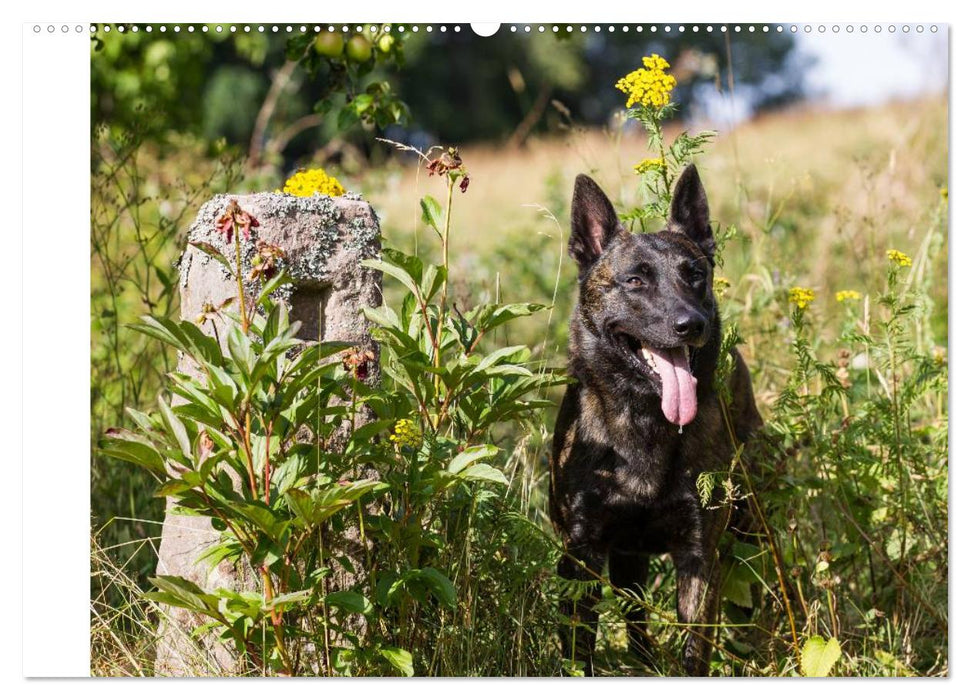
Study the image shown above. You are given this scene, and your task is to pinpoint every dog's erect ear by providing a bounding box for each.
[668,164,715,260]
[570,174,628,272]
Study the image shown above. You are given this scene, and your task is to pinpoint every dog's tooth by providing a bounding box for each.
[683,346,690,363]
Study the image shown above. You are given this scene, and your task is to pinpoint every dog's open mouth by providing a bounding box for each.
[615,332,699,427]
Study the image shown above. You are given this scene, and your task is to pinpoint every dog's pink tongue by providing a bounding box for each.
[650,347,698,426]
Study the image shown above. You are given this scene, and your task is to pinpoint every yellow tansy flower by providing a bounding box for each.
[634,157,665,174]
[713,276,731,299]
[616,54,677,109]
[788,287,815,309]
[282,168,345,197]
[389,419,421,449]
[835,290,861,303]
[886,249,912,268]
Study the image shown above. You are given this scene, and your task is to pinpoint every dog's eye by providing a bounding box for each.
[626,276,643,287]
[687,267,707,285]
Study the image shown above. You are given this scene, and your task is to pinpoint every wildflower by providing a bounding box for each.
[634,157,665,175]
[941,187,948,201]
[341,347,375,381]
[216,199,260,244]
[282,168,345,197]
[426,147,463,177]
[389,419,421,449]
[194,297,234,326]
[427,147,471,193]
[615,54,677,110]
[835,289,861,303]
[886,249,912,268]
[195,301,217,326]
[788,286,815,309]
[713,276,731,299]
[248,240,286,281]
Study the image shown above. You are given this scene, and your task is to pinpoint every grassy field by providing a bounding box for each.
[91,94,948,676]
[366,95,947,378]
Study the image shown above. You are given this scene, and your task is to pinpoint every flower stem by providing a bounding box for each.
[432,177,456,424]
[234,223,250,334]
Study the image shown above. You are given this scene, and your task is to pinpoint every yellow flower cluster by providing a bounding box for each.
[389,419,421,449]
[616,54,677,109]
[713,276,731,299]
[788,287,816,309]
[282,168,345,197]
[886,249,912,268]
[634,157,665,174]
[835,289,861,303]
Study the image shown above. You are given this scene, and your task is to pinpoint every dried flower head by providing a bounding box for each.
[836,349,852,388]
[248,240,287,281]
[341,347,375,381]
[216,199,260,244]
[426,147,463,177]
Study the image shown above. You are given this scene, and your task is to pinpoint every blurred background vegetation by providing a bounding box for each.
[91,23,947,676]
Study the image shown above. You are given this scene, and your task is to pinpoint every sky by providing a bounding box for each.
[797,26,949,107]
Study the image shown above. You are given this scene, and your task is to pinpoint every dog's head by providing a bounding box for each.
[568,165,718,427]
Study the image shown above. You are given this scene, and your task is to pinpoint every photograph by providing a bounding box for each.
[88,21,949,677]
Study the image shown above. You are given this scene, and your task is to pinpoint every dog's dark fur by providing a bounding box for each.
[550,165,762,676]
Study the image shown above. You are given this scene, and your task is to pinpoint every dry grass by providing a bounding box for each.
[367,95,947,284]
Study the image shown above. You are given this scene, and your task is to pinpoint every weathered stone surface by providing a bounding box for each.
[154,193,382,676]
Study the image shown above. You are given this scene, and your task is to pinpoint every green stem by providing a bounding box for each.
[234,223,250,334]
[432,177,456,427]
[654,115,672,201]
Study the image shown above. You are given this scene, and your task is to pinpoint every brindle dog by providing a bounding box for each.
[550,165,762,676]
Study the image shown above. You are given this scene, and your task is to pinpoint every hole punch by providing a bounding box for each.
[471,23,500,37]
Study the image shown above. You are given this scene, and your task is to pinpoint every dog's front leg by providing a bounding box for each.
[673,549,720,676]
[557,544,606,676]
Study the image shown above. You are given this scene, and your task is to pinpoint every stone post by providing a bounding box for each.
[153,193,382,676]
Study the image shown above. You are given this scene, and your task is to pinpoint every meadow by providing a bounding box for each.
[91,92,948,676]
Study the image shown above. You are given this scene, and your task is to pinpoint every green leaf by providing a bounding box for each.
[801,636,841,677]
[157,396,192,460]
[325,590,373,615]
[255,271,292,311]
[721,566,753,609]
[146,575,220,618]
[264,589,313,614]
[454,463,508,485]
[361,259,421,299]
[446,445,499,475]
[189,241,232,272]
[379,647,414,677]
[475,303,547,334]
[420,195,444,235]
[418,567,457,609]
[226,325,255,377]
[100,429,167,475]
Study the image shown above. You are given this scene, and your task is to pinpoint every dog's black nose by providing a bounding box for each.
[672,313,706,341]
